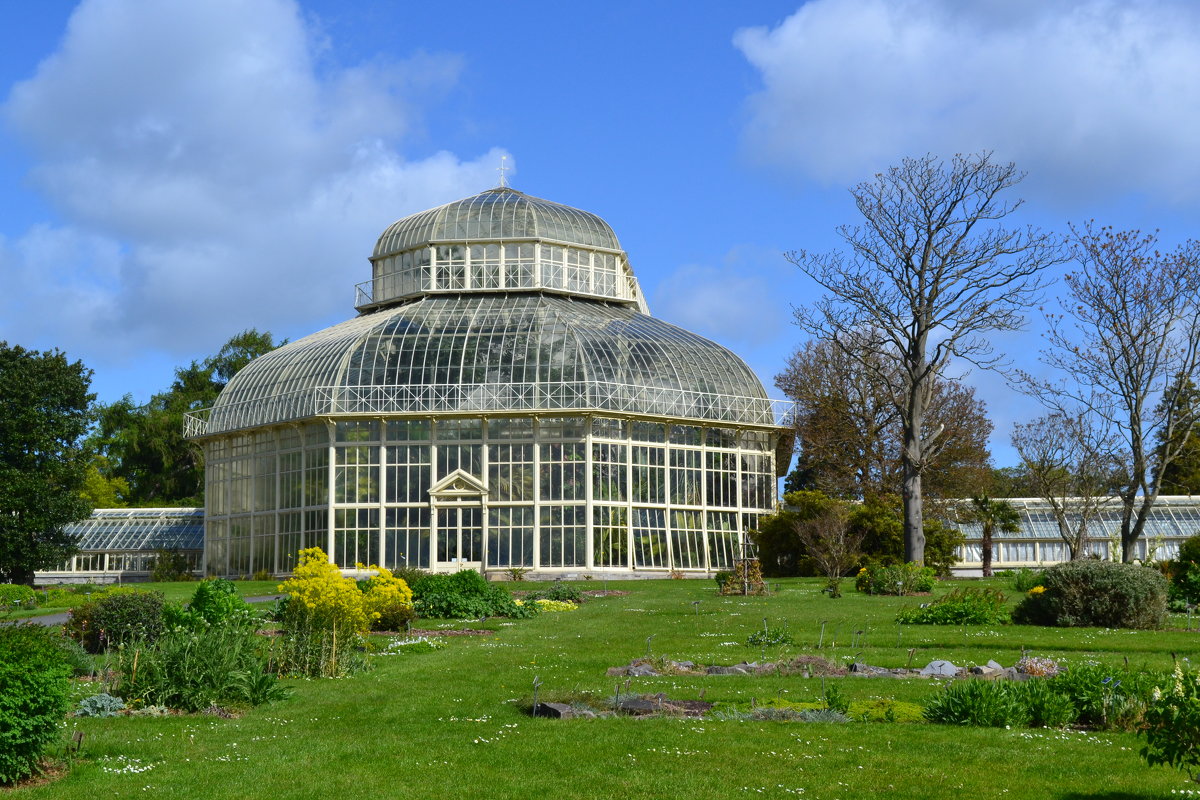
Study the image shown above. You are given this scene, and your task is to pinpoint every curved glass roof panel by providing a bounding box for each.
[199,295,777,435]
[373,188,621,256]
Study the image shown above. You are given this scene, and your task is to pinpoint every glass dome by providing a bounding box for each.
[373,187,621,254]
[201,294,776,435]
[359,188,648,311]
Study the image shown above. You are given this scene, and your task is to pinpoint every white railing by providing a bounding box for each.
[184,381,794,437]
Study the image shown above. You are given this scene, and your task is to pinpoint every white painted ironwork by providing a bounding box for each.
[185,381,794,437]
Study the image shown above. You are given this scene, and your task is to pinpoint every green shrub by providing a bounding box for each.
[187,578,255,626]
[38,586,99,609]
[0,625,72,785]
[1169,534,1200,608]
[746,625,795,647]
[923,679,1031,728]
[1047,662,1158,731]
[1012,560,1167,629]
[527,580,582,604]
[56,636,95,677]
[111,621,289,711]
[0,584,38,610]
[1142,664,1200,782]
[1009,567,1045,593]
[64,589,166,653]
[149,549,194,582]
[410,570,532,619]
[897,588,1009,625]
[714,570,733,590]
[856,561,936,595]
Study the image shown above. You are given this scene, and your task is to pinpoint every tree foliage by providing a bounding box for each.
[0,343,94,585]
[1021,224,1200,560]
[788,152,1063,564]
[776,337,992,501]
[89,329,282,506]
[1156,376,1200,495]
[752,490,963,578]
[966,495,1020,577]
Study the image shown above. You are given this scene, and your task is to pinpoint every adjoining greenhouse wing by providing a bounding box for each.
[948,495,1200,575]
[185,187,791,579]
[36,508,204,584]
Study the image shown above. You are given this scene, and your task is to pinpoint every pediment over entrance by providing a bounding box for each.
[428,469,488,498]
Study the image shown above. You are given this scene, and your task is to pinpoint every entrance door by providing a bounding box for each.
[435,505,483,572]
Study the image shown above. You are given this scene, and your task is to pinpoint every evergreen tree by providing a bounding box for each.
[0,344,94,585]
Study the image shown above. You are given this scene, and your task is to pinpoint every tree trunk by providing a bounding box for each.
[902,463,925,564]
[981,522,993,578]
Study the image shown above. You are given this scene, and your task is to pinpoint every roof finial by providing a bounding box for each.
[497,154,510,188]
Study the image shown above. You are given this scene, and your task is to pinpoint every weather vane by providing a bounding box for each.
[497,155,510,188]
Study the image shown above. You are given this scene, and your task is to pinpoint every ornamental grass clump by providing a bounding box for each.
[923,679,1031,728]
[0,624,72,785]
[1012,560,1167,628]
[109,622,290,711]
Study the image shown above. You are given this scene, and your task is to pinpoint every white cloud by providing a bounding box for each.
[735,0,1200,204]
[1,0,504,361]
[652,248,791,348]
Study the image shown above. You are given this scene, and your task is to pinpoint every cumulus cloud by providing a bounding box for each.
[1,0,503,361]
[735,0,1200,204]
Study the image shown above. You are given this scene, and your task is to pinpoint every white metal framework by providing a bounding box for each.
[35,508,204,583]
[191,187,787,577]
[949,495,1200,573]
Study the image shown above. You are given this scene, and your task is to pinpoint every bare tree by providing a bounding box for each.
[789,153,1063,564]
[792,505,864,598]
[1022,224,1200,561]
[1011,411,1121,560]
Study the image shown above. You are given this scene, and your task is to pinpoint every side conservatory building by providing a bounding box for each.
[186,187,789,578]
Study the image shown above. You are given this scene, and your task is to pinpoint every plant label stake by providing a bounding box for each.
[532,675,543,714]
[818,620,827,650]
[646,634,656,658]
[906,648,916,670]
[692,600,700,616]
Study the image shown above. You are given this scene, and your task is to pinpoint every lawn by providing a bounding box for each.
[13,577,1199,799]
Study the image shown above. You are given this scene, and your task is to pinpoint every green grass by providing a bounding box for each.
[13,577,1199,798]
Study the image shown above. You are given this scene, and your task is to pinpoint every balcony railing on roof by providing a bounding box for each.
[184,381,794,438]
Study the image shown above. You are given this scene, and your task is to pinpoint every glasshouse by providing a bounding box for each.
[36,508,204,584]
[186,187,790,578]
[950,495,1200,575]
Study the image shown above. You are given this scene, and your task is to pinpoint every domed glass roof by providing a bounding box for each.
[373,187,621,256]
[201,295,776,435]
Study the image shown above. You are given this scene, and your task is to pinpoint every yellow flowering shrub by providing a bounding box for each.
[358,563,415,631]
[278,547,372,635]
[1028,585,1046,595]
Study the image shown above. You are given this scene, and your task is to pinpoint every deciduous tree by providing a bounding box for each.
[1011,411,1121,561]
[788,153,1062,563]
[1023,224,1200,561]
[776,337,993,501]
[0,344,94,585]
[89,329,282,506]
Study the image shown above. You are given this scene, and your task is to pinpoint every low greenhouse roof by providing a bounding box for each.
[66,508,205,552]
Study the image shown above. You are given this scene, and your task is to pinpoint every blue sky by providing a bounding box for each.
[2,0,1198,468]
